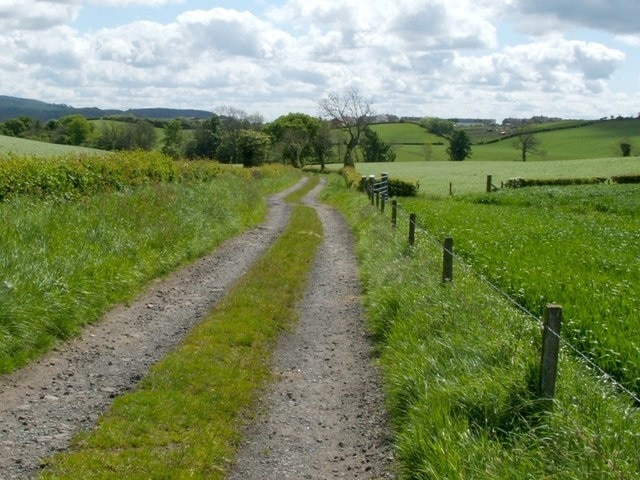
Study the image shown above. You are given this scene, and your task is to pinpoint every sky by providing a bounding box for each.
[0,0,639,122]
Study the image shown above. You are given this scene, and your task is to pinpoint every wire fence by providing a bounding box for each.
[363,179,640,406]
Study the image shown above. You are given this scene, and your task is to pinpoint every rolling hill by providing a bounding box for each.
[369,118,640,162]
[0,95,213,121]
[0,134,105,156]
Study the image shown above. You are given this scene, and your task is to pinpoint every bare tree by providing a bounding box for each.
[513,126,542,162]
[318,87,373,167]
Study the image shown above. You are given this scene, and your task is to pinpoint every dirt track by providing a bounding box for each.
[0,178,394,479]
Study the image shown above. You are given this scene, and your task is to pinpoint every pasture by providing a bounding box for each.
[355,157,640,196]
[402,183,640,393]
[364,118,640,163]
[0,134,103,157]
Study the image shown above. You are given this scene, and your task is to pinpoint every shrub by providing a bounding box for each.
[340,167,362,189]
[505,177,607,188]
[611,174,640,184]
[388,178,419,197]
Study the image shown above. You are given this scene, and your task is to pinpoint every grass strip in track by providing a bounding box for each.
[39,186,323,479]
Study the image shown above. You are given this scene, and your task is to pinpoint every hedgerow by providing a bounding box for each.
[0,151,279,201]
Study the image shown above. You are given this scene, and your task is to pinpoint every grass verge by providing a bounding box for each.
[320,174,640,479]
[39,179,323,478]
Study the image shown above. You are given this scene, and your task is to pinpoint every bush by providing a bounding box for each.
[611,174,640,184]
[340,167,362,189]
[388,178,419,197]
[505,177,607,188]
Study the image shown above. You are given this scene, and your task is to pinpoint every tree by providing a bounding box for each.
[312,120,334,171]
[59,115,94,145]
[237,130,271,167]
[360,126,395,162]
[97,120,157,151]
[266,113,321,168]
[446,130,472,161]
[319,87,374,167]
[214,107,255,164]
[421,117,455,138]
[128,120,157,151]
[1,117,30,137]
[513,126,542,162]
[162,119,184,158]
[620,139,632,157]
[185,116,221,159]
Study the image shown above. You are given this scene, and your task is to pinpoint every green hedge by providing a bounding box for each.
[0,151,243,201]
[611,174,640,184]
[505,176,607,188]
[388,177,419,197]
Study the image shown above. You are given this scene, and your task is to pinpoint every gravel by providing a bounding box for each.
[0,177,395,479]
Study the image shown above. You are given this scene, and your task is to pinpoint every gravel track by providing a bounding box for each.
[0,177,395,479]
[227,180,395,479]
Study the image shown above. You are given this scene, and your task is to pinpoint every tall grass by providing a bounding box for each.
[321,175,640,479]
[401,183,640,394]
[0,165,300,373]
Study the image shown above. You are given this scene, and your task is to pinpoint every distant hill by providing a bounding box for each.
[0,95,213,121]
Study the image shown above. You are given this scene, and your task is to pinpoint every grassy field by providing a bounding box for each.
[321,175,640,479]
[0,134,103,156]
[355,157,640,196]
[360,119,640,163]
[401,183,640,394]
[370,122,443,145]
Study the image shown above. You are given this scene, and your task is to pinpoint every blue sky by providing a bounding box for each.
[0,0,638,122]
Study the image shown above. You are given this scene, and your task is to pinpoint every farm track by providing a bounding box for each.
[0,177,394,479]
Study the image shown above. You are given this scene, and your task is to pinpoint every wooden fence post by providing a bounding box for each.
[391,200,397,228]
[486,175,493,193]
[539,304,563,407]
[442,237,454,282]
[408,213,416,246]
[380,196,385,213]
[368,175,375,202]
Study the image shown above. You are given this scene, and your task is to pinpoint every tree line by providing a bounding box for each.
[8,87,552,165]
[0,96,397,168]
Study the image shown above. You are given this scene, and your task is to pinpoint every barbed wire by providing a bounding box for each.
[388,197,639,405]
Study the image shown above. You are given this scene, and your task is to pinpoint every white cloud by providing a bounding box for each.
[0,1,79,30]
[177,8,293,59]
[0,0,636,120]
[511,0,640,35]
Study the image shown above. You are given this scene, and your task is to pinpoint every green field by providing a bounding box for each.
[402,184,640,394]
[370,122,443,145]
[0,153,298,372]
[361,119,640,163]
[354,158,640,393]
[355,157,640,196]
[0,134,103,157]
